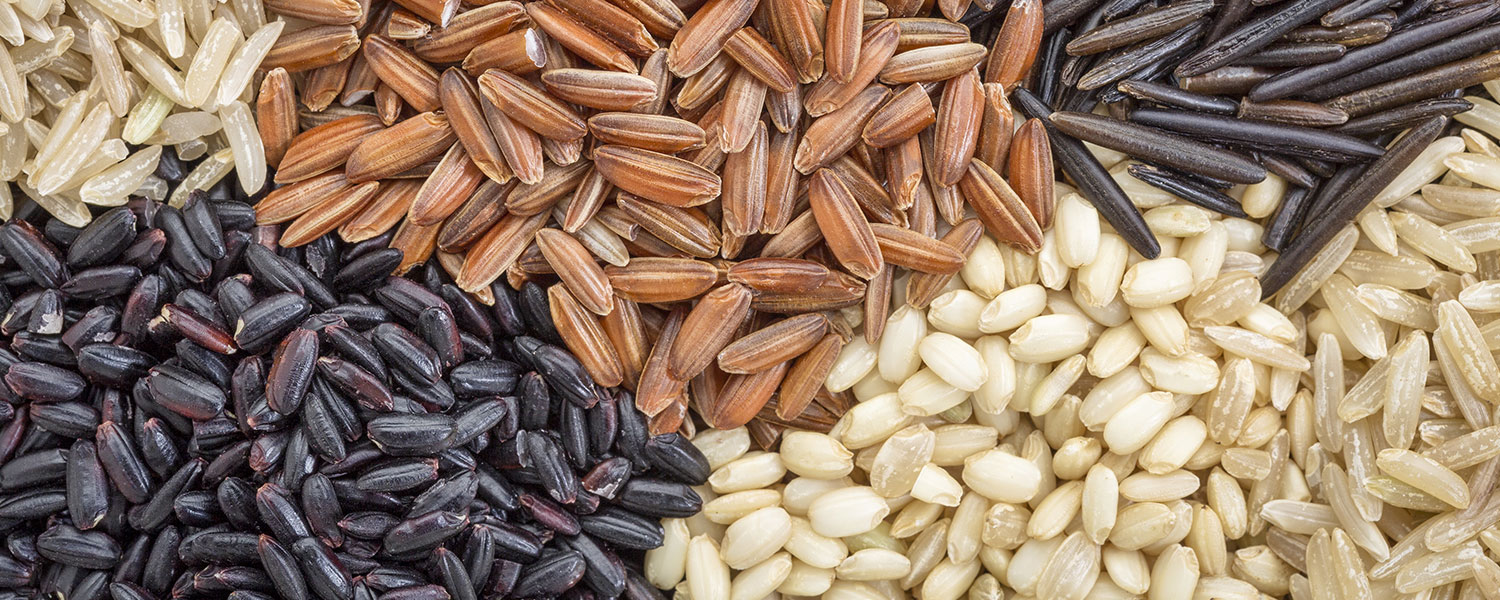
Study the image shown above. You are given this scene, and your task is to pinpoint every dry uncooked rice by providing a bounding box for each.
[651,80,1500,600]
[0,0,280,225]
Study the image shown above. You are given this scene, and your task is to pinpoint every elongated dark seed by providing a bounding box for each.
[235,293,313,354]
[37,524,120,569]
[1115,79,1238,114]
[66,439,111,529]
[1129,107,1385,161]
[181,193,227,261]
[1013,87,1160,258]
[266,329,318,414]
[1067,0,1216,55]
[1332,97,1474,135]
[6,361,87,401]
[1044,0,1107,33]
[1323,49,1500,118]
[95,422,154,504]
[1175,0,1346,77]
[1051,111,1266,183]
[1079,20,1207,90]
[1262,117,1446,296]
[367,414,457,456]
[1253,2,1498,100]
[291,537,354,600]
[1128,164,1249,217]
[511,551,585,598]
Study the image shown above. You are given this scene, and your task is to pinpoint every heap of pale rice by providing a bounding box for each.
[645,93,1500,600]
[0,0,280,224]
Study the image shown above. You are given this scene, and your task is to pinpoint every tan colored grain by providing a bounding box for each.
[257,67,299,168]
[722,121,769,236]
[637,307,689,416]
[803,21,900,118]
[345,112,457,183]
[982,0,1042,89]
[461,28,547,77]
[541,68,659,111]
[477,68,588,141]
[765,0,824,83]
[456,211,550,291]
[340,179,423,242]
[505,162,592,216]
[390,0,460,26]
[824,0,861,84]
[276,115,387,184]
[595,145,723,207]
[719,314,830,374]
[303,60,355,112]
[880,42,986,84]
[549,284,626,387]
[723,27,798,93]
[906,219,984,308]
[526,2,636,72]
[869,223,966,274]
[282,181,381,247]
[409,142,486,225]
[668,0,758,76]
[958,158,1043,252]
[588,113,707,153]
[932,68,984,187]
[809,168,884,279]
[706,362,790,429]
[263,25,361,72]
[669,283,755,379]
[795,85,890,174]
[256,172,353,225]
[265,0,363,24]
[862,84,935,149]
[976,83,1015,171]
[1008,118,1055,229]
[387,9,432,39]
[727,258,831,293]
[437,179,515,251]
[390,217,443,274]
[480,91,547,185]
[413,2,527,63]
[542,0,651,55]
[617,193,723,257]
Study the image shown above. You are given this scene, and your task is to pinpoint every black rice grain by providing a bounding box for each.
[0,169,707,600]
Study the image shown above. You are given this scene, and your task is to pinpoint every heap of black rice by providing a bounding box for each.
[0,156,704,600]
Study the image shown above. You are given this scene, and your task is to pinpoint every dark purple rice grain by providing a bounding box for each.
[0,175,705,600]
[1043,0,1107,33]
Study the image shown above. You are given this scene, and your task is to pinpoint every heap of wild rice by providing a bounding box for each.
[1030,0,1500,296]
[249,0,1052,437]
[643,53,1500,600]
[0,167,714,600]
[0,0,280,224]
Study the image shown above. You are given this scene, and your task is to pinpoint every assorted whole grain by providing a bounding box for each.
[3,0,1500,598]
